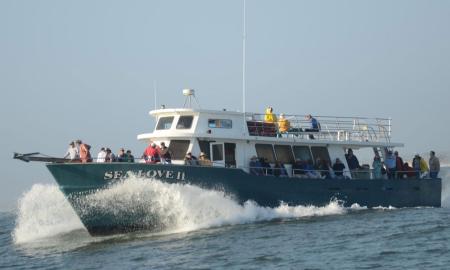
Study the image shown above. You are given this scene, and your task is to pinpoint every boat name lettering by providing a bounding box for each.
[104,170,185,181]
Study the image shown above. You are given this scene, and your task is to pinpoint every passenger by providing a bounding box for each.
[332,158,346,179]
[372,154,383,179]
[394,151,404,179]
[198,152,212,166]
[249,156,263,176]
[277,114,291,134]
[305,159,321,178]
[429,151,440,179]
[292,159,306,178]
[96,147,106,163]
[315,158,331,179]
[184,152,198,165]
[105,148,115,162]
[159,142,172,164]
[117,148,127,162]
[79,141,92,163]
[305,114,320,139]
[345,149,361,171]
[412,154,421,178]
[273,162,287,177]
[384,150,396,180]
[419,155,429,178]
[126,150,135,163]
[264,107,277,123]
[143,143,161,164]
[260,158,272,176]
[403,162,415,178]
[74,140,82,155]
[64,141,79,161]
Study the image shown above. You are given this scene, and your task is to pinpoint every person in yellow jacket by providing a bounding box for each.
[278,113,290,133]
[420,157,429,174]
[264,107,277,123]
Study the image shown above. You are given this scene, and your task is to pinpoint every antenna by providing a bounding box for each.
[153,80,157,110]
[242,0,246,116]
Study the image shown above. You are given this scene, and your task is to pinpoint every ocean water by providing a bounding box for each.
[1,168,450,269]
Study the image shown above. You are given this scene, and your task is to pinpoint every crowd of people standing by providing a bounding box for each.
[64,140,135,163]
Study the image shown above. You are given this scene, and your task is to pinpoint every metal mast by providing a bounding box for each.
[242,0,247,116]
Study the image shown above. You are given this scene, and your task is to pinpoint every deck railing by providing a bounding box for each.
[245,113,392,143]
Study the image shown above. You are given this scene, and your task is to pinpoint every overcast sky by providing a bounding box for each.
[1,0,449,210]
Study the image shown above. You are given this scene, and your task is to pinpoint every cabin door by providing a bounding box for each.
[210,143,225,167]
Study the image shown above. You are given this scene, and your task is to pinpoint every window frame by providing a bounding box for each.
[208,119,233,129]
[176,115,194,130]
[156,116,174,130]
[255,144,276,163]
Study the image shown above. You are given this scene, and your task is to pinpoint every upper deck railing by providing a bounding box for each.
[246,113,392,143]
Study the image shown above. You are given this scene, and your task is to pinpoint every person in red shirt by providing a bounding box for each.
[143,143,161,163]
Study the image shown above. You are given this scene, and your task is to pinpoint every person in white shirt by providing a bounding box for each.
[97,147,107,163]
[64,142,79,161]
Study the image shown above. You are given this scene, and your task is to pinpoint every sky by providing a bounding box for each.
[1,0,449,210]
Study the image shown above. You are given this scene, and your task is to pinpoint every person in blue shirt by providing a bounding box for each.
[305,114,320,139]
[384,150,397,179]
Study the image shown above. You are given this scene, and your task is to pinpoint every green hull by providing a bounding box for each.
[46,163,442,236]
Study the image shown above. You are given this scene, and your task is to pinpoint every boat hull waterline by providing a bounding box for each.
[46,163,442,236]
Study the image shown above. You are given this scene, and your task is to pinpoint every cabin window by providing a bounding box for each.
[176,116,194,129]
[208,119,232,129]
[311,146,331,164]
[168,140,190,160]
[212,144,224,161]
[274,145,295,164]
[292,146,312,161]
[156,117,174,130]
[255,144,276,163]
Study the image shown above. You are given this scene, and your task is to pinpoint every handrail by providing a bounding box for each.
[246,113,392,143]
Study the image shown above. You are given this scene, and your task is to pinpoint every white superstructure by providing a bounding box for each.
[137,106,402,173]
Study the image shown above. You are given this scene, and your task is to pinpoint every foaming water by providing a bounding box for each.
[13,184,85,244]
[13,177,346,244]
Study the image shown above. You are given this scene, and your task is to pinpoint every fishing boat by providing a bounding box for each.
[14,89,441,236]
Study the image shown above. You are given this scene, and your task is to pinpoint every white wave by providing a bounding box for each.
[12,184,85,244]
[13,177,346,243]
[441,167,450,208]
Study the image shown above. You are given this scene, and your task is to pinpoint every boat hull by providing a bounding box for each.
[46,163,442,236]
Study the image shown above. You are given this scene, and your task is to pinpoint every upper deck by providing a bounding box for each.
[137,108,400,148]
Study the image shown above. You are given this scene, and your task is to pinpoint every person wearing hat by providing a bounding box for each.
[64,141,79,161]
[184,152,198,166]
[277,113,291,134]
[198,152,212,166]
[143,142,161,164]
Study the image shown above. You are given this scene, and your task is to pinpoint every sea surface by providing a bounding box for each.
[1,168,450,270]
